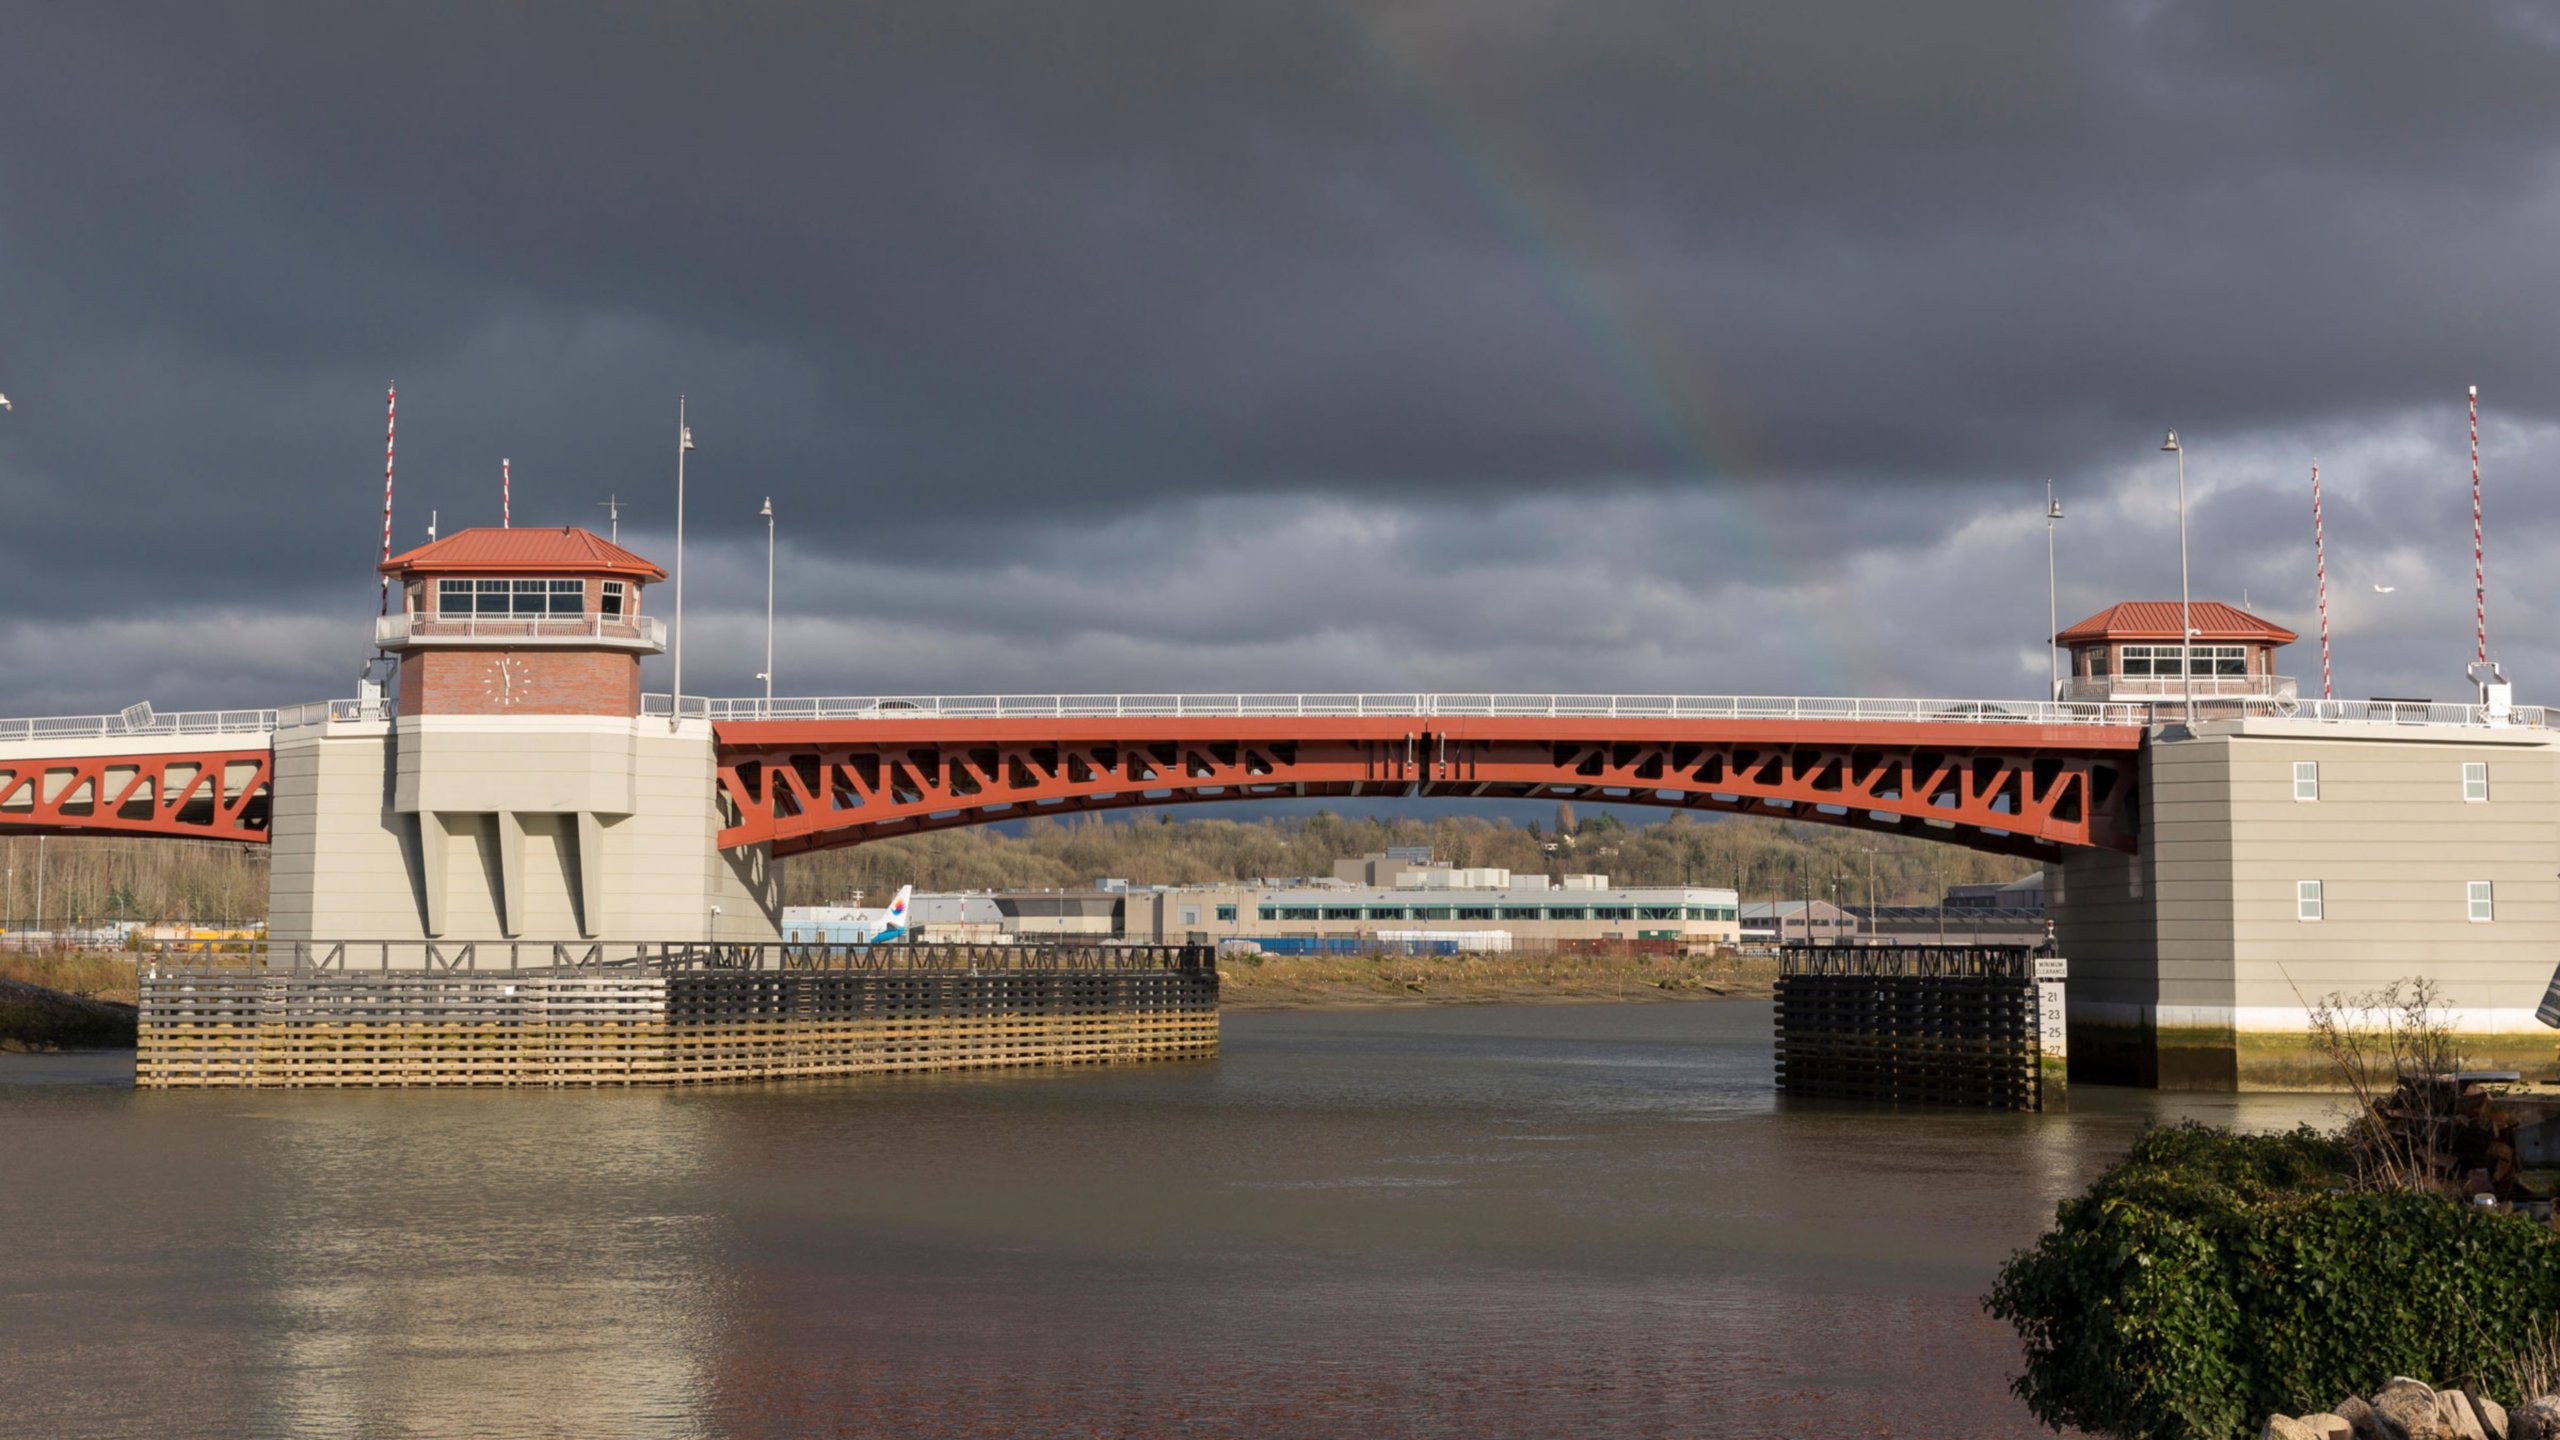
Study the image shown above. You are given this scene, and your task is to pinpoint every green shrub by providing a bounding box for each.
[1987,1123,2560,1440]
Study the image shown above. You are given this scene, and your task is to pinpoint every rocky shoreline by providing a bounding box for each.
[2263,1376,2557,1440]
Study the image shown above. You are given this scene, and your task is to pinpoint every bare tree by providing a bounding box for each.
[2305,978,2467,1192]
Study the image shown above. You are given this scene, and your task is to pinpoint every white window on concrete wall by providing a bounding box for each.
[2293,761,2319,801]
[2296,880,2324,922]
[2463,762,2489,802]
[2469,881,2495,922]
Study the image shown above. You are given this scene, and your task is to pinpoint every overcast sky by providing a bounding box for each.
[4,2,2558,718]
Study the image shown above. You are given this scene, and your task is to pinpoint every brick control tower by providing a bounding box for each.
[265,527,781,944]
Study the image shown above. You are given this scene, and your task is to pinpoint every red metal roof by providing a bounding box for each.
[2055,601,2297,646]
[380,527,666,581]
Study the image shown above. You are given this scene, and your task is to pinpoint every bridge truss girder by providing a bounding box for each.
[0,749,274,843]
[713,718,2142,862]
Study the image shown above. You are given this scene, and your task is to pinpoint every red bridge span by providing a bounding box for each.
[0,696,2164,861]
[708,696,2148,862]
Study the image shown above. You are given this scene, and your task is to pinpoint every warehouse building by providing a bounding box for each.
[1121,854,1740,953]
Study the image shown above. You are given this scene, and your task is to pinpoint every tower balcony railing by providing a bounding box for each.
[2059,674,2298,703]
[374,611,667,652]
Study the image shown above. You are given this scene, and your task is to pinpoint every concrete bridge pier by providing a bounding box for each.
[2057,717,2560,1090]
[264,528,778,946]
[267,711,777,945]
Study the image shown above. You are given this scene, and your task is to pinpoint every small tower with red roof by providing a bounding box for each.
[2053,602,2299,705]
[376,526,667,715]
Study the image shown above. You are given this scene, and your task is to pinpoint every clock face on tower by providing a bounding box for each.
[486,655,525,709]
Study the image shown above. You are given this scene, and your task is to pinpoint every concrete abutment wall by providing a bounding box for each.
[268,712,778,945]
[2057,719,2560,1090]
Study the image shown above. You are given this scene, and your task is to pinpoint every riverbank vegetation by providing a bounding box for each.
[0,969,136,1049]
[1219,948,1777,1010]
[1991,982,2560,1440]
[1,950,138,1005]
[1989,1123,2560,1440]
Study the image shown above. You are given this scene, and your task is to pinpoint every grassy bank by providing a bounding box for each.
[0,951,141,1006]
[1217,949,1778,1011]
[0,953,140,1050]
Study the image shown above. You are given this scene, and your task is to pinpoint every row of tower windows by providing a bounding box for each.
[2291,760,2489,802]
[2295,879,2495,922]
[435,577,630,617]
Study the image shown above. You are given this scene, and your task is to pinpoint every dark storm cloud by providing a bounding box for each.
[2,2,2558,713]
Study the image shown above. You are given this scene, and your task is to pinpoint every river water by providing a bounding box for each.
[0,1001,2334,1439]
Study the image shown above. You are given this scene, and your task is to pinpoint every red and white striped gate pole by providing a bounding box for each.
[2313,462,2331,699]
[378,385,396,615]
[2470,385,2486,665]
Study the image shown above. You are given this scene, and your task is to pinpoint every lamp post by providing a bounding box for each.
[2045,481,2065,701]
[1934,854,1945,944]
[757,496,775,710]
[2163,429,2192,726]
[1861,844,1878,947]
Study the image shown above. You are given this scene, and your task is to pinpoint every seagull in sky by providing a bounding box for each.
[0,393,12,411]
[2373,584,2397,594]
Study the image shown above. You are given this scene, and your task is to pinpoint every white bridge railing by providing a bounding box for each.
[0,705,285,743]
[645,692,2548,730]
[0,697,390,744]
[2,691,2541,746]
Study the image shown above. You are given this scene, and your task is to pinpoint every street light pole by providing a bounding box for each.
[2163,430,2191,726]
[2045,481,2065,701]
[758,496,775,710]
[1862,845,1878,947]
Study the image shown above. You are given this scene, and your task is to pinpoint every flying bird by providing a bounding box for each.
[2373,584,2397,594]
[0,393,12,411]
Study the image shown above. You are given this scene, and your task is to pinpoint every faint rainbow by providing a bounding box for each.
[1313,5,1865,693]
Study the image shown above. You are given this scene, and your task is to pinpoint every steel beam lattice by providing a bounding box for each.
[713,717,2141,861]
[0,749,274,842]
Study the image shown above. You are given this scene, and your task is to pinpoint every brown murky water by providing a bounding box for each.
[0,1002,2335,1438]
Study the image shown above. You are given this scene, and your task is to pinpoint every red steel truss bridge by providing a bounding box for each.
[699,693,2158,862]
[11,691,2545,860]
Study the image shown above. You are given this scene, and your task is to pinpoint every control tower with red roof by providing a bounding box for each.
[376,526,668,716]
[2054,601,2300,705]
[265,527,780,945]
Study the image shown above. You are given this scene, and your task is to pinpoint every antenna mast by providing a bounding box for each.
[598,494,621,543]
[378,385,397,615]
[2312,462,2331,700]
[2471,384,2487,665]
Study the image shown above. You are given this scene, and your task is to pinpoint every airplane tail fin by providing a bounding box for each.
[875,884,914,942]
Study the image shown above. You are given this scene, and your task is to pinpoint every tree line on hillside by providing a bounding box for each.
[780,810,2034,908]
[0,835,268,929]
[0,810,2037,926]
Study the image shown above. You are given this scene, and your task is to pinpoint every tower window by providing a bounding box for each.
[2469,881,2495,922]
[2463,762,2489,802]
[2293,761,2318,802]
[2296,880,2323,922]
[601,581,628,618]
[435,577,603,616]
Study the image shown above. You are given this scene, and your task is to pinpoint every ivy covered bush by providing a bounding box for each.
[1987,1123,2560,1440]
